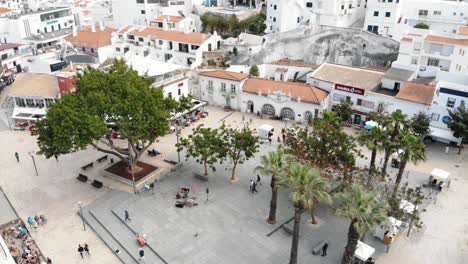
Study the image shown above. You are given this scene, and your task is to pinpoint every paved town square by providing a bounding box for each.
[0,107,467,264]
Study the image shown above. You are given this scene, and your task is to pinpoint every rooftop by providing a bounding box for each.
[383,67,415,82]
[457,26,468,36]
[0,43,22,51]
[199,70,248,81]
[19,6,71,16]
[310,63,385,90]
[153,15,185,23]
[271,58,319,69]
[0,7,12,15]
[129,27,210,45]
[65,26,117,48]
[425,35,468,47]
[8,73,60,98]
[243,78,329,105]
[395,82,436,105]
[25,27,72,41]
[126,56,183,77]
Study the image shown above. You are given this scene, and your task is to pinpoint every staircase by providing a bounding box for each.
[80,191,167,264]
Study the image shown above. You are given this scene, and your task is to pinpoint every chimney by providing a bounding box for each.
[91,22,96,33]
[99,21,105,31]
[72,25,77,37]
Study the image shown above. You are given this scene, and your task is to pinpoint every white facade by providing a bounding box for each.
[227,63,314,82]
[364,0,468,41]
[198,74,247,110]
[150,15,196,32]
[0,43,29,71]
[266,0,367,33]
[394,27,468,78]
[113,25,221,68]
[0,6,76,49]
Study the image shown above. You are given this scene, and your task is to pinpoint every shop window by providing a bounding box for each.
[431,113,440,121]
[446,97,456,108]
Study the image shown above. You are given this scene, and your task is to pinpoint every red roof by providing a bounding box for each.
[0,43,22,51]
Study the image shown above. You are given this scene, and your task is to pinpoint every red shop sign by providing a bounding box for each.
[178,82,184,87]
[335,84,365,95]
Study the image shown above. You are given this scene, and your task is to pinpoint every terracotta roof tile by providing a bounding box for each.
[402,37,413,42]
[310,63,384,90]
[129,27,210,45]
[117,25,134,34]
[395,82,435,105]
[153,15,185,23]
[243,78,328,105]
[425,35,468,46]
[65,27,117,48]
[0,43,22,51]
[0,7,12,14]
[199,70,248,81]
[457,26,468,36]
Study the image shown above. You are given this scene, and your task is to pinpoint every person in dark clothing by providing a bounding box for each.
[46,257,52,264]
[84,244,90,255]
[321,243,328,257]
[77,245,84,258]
[15,152,19,162]
[124,210,131,222]
[256,174,262,186]
[252,181,258,193]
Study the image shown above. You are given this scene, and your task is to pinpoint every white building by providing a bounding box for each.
[0,7,76,50]
[149,15,196,32]
[364,0,468,41]
[65,23,117,63]
[227,62,315,82]
[308,63,436,125]
[394,26,468,78]
[429,80,467,144]
[113,25,221,68]
[0,43,30,71]
[266,0,367,33]
[198,70,330,122]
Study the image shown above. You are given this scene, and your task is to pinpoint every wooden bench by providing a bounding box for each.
[77,174,88,182]
[312,240,328,255]
[81,162,93,170]
[97,155,108,163]
[91,180,103,189]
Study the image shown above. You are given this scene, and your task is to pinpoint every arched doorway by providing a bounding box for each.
[304,111,313,123]
[281,107,295,120]
[246,101,254,113]
[261,104,275,116]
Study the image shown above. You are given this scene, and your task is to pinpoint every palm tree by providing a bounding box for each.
[382,111,409,176]
[358,126,386,174]
[255,148,292,224]
[277,164,331,264]
[335,185,388,264]
[392,131,426,197]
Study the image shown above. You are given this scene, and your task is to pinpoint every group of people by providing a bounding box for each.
[77,244,90,258]
[2,223,45,264]
[26,215,47,230]
[249,175,262,193]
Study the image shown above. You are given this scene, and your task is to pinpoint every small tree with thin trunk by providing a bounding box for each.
[176,125,226,176]
[255,148,293,224]
[358,126,386,175]
[223,125,259,181]
[249,65,259,77]
[335,185,388,264]
[410,112,431,138]
[277,164,331,264]
[332,100,353,123]
[447,105,468,154]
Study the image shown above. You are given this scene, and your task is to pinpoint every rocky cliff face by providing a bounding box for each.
[232,26,399,68]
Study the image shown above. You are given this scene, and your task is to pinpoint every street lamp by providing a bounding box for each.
[77,201,86,231]
[28,151,38,176]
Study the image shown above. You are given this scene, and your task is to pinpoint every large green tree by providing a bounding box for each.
[382,110,409,176]
[410,112,431,138]
[392,131,426,197]
[223,125,259,180]
[332,100,353,123]
[177,124,226,176]
[277,164,331,264]
[447,105,468,154]
[255,148,293,224]
[359,126,386,175]
[33,60,182,168]
[335,185,388,264]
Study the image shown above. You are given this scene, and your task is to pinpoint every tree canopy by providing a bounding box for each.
[33,60,184,164]
[447,105,468,154]
[223,125,259,180]
[249,65,259,77]
[332,100,353,123]
[410,112,431,138]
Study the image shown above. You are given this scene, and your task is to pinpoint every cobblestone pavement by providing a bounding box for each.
[0,106,467,264]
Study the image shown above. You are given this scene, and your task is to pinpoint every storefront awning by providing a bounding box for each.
[430,127,461,143]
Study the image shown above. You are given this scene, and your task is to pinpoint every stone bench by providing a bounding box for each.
[81,162,93,170]
[97,155,108,163]
[91,180,103,189]
[312,240,328,255]
[77,174,88,182]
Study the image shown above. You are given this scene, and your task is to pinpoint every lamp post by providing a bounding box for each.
[77,201,86,231]
[4,111,11,131]
[28,151,38,176]
[175,126,181,164]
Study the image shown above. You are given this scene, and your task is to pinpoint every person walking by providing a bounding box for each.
[252,181,258,193]
[27,217,33,229]
[138,248,145,262]
[124,210,131,222]
[268,137,272,145]
[321,242,328,257]
[205,187,209,202]
[77,245,84,259]
[14,152,19,162]
[282,133,286,144]
[46,257,52,264]
[84,244,90,255]
[249,180,254,193]
[256,174,262,186]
